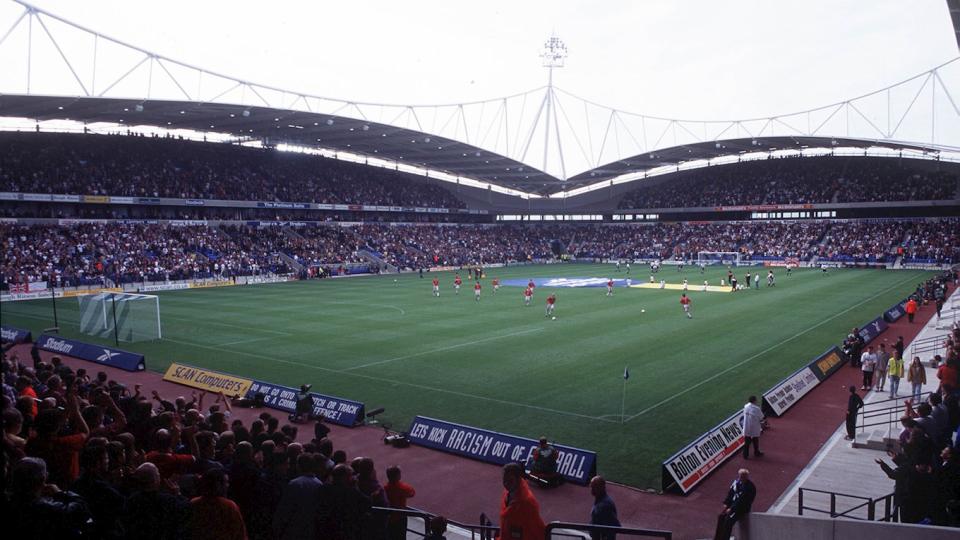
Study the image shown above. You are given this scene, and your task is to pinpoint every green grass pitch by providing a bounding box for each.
[0,264,931,488]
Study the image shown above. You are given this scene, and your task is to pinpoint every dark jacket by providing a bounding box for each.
[722,479,756,519]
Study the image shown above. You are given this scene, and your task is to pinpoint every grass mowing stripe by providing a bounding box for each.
[160,335,616,422]
[344,327,545,371]
[623,270,918,422]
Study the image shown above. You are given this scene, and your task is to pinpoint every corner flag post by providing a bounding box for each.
[621,366,629,423]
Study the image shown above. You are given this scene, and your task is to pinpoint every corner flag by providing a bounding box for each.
[623,366,630,380]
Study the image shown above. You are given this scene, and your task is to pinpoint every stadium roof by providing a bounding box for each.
[0,94,949,197]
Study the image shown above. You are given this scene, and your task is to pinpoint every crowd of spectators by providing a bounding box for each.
[619,157,958,209]
[0,132,466,209]
[4,219,960,290]
[0,343,419,539]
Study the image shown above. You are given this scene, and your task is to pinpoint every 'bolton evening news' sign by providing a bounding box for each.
[406,416,597,485]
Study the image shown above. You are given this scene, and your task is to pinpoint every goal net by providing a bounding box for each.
[78,293,162,342]
[697,251,742,267]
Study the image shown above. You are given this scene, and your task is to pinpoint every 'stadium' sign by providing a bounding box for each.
[406,416,597,485]
[245,380,365,427]
[662,410,744,494]
[163,363,253,397]
[0,325,32,344]
[35,334,146,371]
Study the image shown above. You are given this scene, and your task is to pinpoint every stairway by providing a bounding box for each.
[358,248,395,272]
[852,426,898,452]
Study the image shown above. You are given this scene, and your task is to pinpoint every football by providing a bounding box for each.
[552,316,557,320]
[641,309,646,313]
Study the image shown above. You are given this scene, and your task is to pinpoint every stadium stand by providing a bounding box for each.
[618,157,959,209]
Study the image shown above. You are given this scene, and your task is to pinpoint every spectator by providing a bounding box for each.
[741,396,765,459]
[588,475,621,540]
[908,357,927,403]
[845,386,864,441]
[189,468,247,540]
[319,463,372,540]
[123,462,189,540]
[497,462,545,540]
[713,468,756,540]
[4,457,92,539]
[384,465,417,540]
[273,453,324,540]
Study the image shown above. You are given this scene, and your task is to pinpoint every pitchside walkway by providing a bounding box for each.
[770,286,959,521]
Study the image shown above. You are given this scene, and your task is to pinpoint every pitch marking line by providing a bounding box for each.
[344,327,544,371]
[622,272,920,423]
[162,333,616,423]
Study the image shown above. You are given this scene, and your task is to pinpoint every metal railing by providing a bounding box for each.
[366,507,674,539]
[857,394,910,436]
[798,488,897,521]
[909,333,948,361]
[546,522,672,539]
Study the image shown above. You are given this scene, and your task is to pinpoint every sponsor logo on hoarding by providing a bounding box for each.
[407,416,597,484]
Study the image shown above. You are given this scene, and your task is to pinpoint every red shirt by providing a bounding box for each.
[680,296,690,305]
[190,496,247,540]
[938,364,958,390]
[145,450,196,479]
[432,279,439,286]
[455,278,462,285]
[26,432,87,487]
[905,300,918,314]
[608,280,614,287]
[385,480,416,509]
[475,283,481,290]
[546,296,555,305]
[498,480,545,540]
[524,288,532,297]
[493,279,499,286]
[20,386,38,417]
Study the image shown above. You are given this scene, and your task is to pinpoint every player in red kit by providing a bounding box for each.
[527,279,536,295]
[606,278,614,297]
[545,293,557,318]
[432,277,440,297]
[492,278,500,294]
[523,287,533,306]
[680,293,692,319]
[454,275,462,295]
[474,281,482,301]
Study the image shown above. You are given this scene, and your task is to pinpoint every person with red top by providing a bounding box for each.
[189,468,248,540]
[937,357,958,394]
[497,462,545,540]
[25,385,89,487]
[16,375,38,418]
[454,275,462,295]
[527,279,536,294]
[432,277,440,297]
[606,278,614,297]
[385,465,416,540]
[523,287,533,306]
[680,293,692,319]
[145,426,198,480]
[474,281,482,301]
[545,293,557,318]
[905,298,918,323]
[492,277,500,294]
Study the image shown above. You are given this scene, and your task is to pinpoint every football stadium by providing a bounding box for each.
[1,2,960,539]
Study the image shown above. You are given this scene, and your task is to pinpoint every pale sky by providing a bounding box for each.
[0,0,958,188]
[5,0,955,119]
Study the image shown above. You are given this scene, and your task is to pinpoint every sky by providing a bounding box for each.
[0,0,958,189]
[3,0,955,119]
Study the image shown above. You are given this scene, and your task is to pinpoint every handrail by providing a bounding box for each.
[546,522,673,539]
[798,488,897,521]
[367,506,500,539]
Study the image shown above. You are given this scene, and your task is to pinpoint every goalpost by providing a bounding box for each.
[697,251,742,267]
[78,292,162,342]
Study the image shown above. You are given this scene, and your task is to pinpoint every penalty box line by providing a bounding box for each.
[622,271,920,424]
[163,333,618,424]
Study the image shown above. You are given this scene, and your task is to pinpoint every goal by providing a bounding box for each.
[78,292,162,342]
[697,251,742,267]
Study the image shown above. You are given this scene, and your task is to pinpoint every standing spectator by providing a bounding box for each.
[497,462,546,540]
[888,352,905,398]
[189,468,247,540]
[905,298,918,323]
[25,389,89,487]
[273,454,324,540]
[385,465,417,540]
[588,475,621,540]
[72,444,126,539]
[908,356,927,403]
[319,464,372,540]
[741,396,765,459]
[5,457,92,539]
[876,343,890,393]
[845,386,864,441]
[937,357,958,395]
[860,346,877,390]
[713,468,756,540]
[123,463,189,540]
[894,336,905,362]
